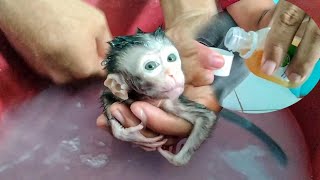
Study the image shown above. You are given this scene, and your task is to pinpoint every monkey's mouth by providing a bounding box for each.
[160,86,184,99]
[161,84,184,93]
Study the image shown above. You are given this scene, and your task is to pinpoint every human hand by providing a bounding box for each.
[262,0,320,84]
[0,0,112,84]
[97,84,222,150]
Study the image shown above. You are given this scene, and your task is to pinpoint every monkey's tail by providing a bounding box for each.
[219,108,288,166]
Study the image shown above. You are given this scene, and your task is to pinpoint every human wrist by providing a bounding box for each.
[0,0,13,28]
[0,0,41,31]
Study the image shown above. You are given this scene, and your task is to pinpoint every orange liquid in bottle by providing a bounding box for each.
[244,50,300,88]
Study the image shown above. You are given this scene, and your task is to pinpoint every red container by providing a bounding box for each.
[0,1,318,179]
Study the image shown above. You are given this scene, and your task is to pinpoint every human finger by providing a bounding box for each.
[262,0,305,75]
[196,42,225,70]
[130,102,192,137]
[286,18,320,84]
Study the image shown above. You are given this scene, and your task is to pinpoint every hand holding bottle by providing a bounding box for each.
[262,0,320,85]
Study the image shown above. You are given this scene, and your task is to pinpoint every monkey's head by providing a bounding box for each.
[102,27,185,100]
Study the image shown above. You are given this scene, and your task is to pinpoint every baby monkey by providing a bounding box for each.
[100,27,217,166]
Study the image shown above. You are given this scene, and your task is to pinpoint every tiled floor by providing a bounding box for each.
[221,73,301,114]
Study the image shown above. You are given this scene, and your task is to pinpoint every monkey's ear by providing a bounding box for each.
[104,74,129,100]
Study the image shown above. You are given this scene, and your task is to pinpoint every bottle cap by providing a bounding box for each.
[224,27,258,59]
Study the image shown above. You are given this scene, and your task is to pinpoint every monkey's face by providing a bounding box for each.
[127,46,185,99]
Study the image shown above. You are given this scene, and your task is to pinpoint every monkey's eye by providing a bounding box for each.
[167,54,177,62]
[145,61,159,71]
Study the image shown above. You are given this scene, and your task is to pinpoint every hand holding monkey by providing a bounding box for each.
[97,2,224,150]
[97,36,223,149]
[99,28,221,165]
[0,0,111,84]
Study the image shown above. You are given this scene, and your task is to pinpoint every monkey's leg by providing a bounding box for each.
[108,118,166,145]
[100,91,166,146]
[158,97,217,166]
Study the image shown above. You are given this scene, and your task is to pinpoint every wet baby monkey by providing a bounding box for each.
[100,27,217,166]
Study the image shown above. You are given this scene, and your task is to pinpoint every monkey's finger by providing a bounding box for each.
[158,147,175,160]
[125,123,144,132]
[131,133,165,143]
[262,0,305,75]
[196,42,225,70]
[130,102,192,137]
[285,18,320,84]
[134,139,168,148]
[110,103,162,138]
[140,147,157,152]
[123,125,165,143]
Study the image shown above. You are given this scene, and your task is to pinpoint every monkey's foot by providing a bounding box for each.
[157,147,191,166]
[111,120,164,144]
[135,138,168,151]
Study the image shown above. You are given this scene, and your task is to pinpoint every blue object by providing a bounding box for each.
[289,60,320,98]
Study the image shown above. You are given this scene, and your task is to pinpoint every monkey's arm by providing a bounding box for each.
[158,96,217,166]
[100,90,167,148]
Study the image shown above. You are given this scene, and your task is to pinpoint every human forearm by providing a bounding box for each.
[0,0,111,84]
[160,0,218,36]
[226,0,276,31]
[0,0,47,32]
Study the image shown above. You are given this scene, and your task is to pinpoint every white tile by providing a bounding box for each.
[234,73,300,112]
[221,90,243,112]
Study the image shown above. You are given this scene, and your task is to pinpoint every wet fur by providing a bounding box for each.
[100,27,287,166]
[100,87,217,166]
[100,27,217,166]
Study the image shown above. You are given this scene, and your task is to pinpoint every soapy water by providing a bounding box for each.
[0,82,114,178]
[0,81,310,180]
[43,137,80,165]
[221,145,269,180]
[80,153,109,168]
[61,137,81,153]
[0,144,42,173]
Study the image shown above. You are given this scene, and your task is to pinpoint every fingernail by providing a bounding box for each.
[261,60,276,75]
[209,55,225,68]
[133,108,147,125]
[112,110,124,124]
[288,73,302,83]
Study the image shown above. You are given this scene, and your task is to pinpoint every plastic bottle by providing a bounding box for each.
[224,27,301,88]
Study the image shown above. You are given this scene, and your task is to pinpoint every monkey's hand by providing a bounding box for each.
[157,147,190,166]
[108,118,168,150]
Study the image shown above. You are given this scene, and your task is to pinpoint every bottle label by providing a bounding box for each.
[274,53,291,81]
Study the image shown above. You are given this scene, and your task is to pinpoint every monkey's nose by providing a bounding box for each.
[166,73,175,81]
[165,69,174,77]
